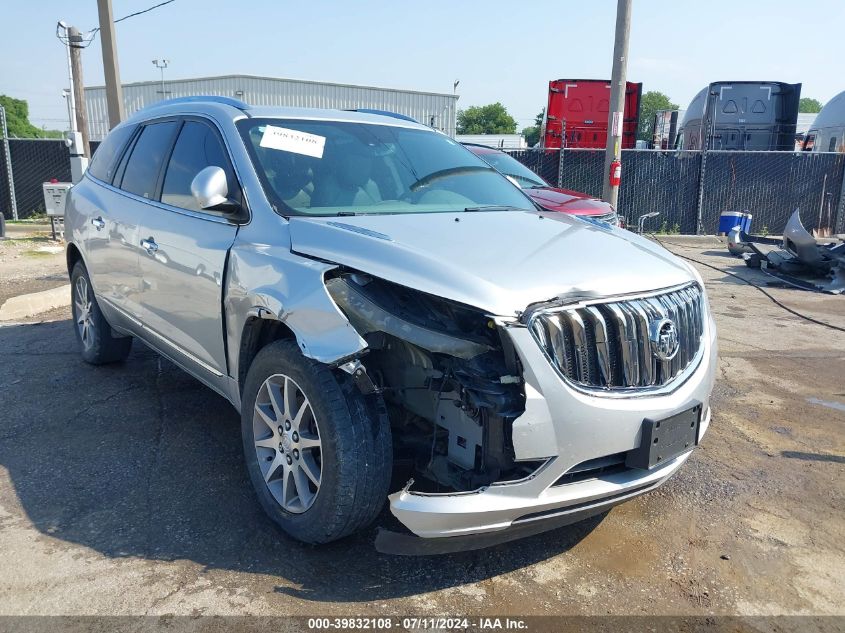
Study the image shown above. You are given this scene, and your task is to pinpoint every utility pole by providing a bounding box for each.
[59,22,77,137]
[57,21,87,182]
[97,0,125,129]
[601,0,632,207]
[68,26,90,157]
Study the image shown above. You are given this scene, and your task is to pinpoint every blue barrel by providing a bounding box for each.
[718,211,752,235]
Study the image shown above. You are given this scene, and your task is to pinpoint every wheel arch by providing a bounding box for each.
[224,246,369,397]
[237,314,297,394]
[66,242,84,277]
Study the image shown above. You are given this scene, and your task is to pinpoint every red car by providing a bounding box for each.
[463,144,620,226]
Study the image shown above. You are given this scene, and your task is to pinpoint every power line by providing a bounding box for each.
[89,0,176,35]
[61,0,177,48]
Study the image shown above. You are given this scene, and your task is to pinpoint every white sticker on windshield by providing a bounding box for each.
[259,125,326,159]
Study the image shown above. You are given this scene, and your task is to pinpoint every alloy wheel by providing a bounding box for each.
[74,276,94,349]
[253,373,322,513]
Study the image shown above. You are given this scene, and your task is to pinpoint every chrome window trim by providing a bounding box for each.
[90,111,252,225]
[86,174,236,226]
[526,282,707,399]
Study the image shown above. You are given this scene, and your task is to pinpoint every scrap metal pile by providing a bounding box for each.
[728,210,845,294]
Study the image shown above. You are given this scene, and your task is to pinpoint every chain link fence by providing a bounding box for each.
[509,148,845,235]
[1,137,844,235]
[0,140,73,219]
[699,151,845,235]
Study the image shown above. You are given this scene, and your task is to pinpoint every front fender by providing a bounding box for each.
[225,243,367,385]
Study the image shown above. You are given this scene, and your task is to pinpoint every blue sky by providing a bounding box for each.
[2,0,843,131]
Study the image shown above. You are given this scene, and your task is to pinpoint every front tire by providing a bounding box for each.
[241,340,392,544]
[70,261,132,364]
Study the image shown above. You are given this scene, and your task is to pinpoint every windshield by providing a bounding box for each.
[474,149,548,189]
[238,118,536,216]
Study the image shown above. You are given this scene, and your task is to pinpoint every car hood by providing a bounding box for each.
[288,211,694,316]
[525,187,612,215]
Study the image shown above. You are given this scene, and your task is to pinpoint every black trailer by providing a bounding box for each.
[676,81,801,151]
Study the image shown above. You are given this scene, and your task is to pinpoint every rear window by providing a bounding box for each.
[87,124,136,183]
[119,121,179,199]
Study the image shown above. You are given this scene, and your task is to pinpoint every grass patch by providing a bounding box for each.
[6,217,50,224]
[0,236,56,247]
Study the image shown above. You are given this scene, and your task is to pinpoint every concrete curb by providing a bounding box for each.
[0,284,71,321]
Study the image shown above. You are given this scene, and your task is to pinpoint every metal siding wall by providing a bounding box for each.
[85,76,457,140]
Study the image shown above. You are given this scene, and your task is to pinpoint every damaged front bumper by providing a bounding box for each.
[379,314,717,553]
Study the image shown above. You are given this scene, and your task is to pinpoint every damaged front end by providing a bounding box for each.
[325,272,546,494]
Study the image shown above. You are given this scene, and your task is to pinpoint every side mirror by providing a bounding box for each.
[190,166,230,210]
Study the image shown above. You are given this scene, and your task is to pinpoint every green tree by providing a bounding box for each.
[521,108,545,147]
[457,102,517,134]
[637,91,678,142]
[799,97,823,113]
[0,95,62,138]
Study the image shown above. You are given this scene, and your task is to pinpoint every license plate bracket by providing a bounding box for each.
[625,403,702,470]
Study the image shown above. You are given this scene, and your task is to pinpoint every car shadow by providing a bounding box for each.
[0,319,603,603]
[781,450,845,464]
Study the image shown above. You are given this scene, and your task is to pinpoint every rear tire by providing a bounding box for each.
[241,339,392,544]
[70,261,132,364]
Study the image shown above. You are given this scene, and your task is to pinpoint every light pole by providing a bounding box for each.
[62,89,73,134]
[152,59,169,100]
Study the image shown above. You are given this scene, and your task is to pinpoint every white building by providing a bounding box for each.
[795,112,817,136]
[455,134,527,149]
[84,74,459,141]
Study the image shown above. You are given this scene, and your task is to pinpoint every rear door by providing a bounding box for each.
[82,120,179,325]
[135,118,240,379]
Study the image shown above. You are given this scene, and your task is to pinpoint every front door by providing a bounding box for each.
[136,119,240,378]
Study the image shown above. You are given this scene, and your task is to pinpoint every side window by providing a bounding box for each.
[119,121,179,199]
[87,124,135,182]
[829,137,838,153]
[803,132,816,152]
[161,121,238,211]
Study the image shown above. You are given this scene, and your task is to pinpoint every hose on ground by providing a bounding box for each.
[650,234,845,334]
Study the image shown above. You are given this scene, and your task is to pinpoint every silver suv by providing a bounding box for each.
[65,97,716,552]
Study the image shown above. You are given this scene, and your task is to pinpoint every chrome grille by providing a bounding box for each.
[528,283,705,392]
[593,211,619,225]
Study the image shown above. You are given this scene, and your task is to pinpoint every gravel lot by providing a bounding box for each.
[0,235,843,618]
[0,227,67,307]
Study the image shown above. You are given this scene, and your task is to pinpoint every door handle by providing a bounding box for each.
[140,238,159,255]
[91,216,105,230]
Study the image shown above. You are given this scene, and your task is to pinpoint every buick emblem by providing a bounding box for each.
[649,318,680,361]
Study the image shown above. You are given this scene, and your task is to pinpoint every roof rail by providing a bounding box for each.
[348,108,418,123]
[148,95,249,111]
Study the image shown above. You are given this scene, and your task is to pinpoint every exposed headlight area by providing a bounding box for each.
[325,272,547,493]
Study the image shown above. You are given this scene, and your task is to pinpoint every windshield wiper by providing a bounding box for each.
[463,205,519,212]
